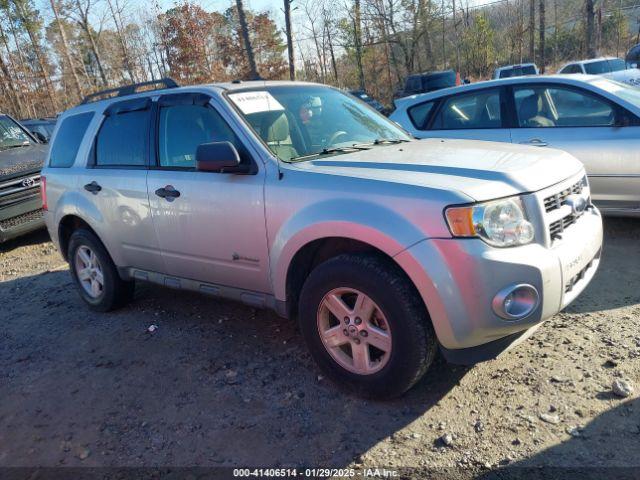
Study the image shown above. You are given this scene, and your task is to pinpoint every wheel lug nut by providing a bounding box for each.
[354,317,362,325]
[343,329,349,336]
[353,338,361,344]
[344,317,350,324]
[360,330,368,337]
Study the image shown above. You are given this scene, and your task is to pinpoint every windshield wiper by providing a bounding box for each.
[2,141,31,150]
[289,145,371,162]
[352,138,410,148]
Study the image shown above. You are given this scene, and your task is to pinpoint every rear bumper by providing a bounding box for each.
[394,206,603,362]
[0,197,45,243]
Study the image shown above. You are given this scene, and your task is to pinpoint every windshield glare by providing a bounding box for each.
[228,86,409,161]
[0,116,32,150]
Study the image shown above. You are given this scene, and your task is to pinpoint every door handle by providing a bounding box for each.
[520,138,548,147]
[155,184,181,201]
[84,181,102,194]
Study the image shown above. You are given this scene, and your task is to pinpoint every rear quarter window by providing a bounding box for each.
[407,101,435,129]
[49,112,94,168]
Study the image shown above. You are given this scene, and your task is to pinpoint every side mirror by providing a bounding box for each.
[33,131,48,144]
[196,141,241,173]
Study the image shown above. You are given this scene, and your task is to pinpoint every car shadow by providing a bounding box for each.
[0,269,466,467]
[563,217,639,314]
[476,398,640,479]
[0,227,49,253]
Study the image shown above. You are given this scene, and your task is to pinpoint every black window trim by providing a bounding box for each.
[422,85,509,131]
[90,98,152,169]
[151,92,258,174]
[407,100,436,130]
[506,81,640,129]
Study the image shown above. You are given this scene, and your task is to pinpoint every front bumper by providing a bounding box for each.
[394,205,603,363]
[0,196,45,243]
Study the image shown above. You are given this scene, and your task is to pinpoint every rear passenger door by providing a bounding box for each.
[146,93,270,294]
[78,98,164,273]
[411,87,512,143]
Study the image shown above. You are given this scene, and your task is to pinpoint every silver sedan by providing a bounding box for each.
[390,74,640,216]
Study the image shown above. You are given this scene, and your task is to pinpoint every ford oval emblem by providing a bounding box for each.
[565,194,587,216]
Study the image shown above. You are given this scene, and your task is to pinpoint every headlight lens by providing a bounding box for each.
[445,197,535,247]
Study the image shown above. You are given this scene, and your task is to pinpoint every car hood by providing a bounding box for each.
[601,68,640,85]
[289,139,583,202]
[0,143,47,179]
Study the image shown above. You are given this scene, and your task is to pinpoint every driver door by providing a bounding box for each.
[146,93,270,293]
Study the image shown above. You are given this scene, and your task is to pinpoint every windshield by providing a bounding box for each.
[584,59,626,74]
[0,116,32,150]
[592,78,640,108]
[227,85,409,162]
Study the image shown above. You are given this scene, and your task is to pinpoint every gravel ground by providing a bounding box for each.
[0,219,639,477]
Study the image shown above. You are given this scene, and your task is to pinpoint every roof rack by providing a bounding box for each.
[81,78,179,104]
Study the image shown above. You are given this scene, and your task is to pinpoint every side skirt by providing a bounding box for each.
[119,267,289,318]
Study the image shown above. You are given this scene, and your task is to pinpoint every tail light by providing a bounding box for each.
[41,175,47,211]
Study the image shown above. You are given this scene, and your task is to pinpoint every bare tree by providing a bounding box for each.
[585,0,596,57]
[235,0,259,79]
[528,0,535,61]
[49,0,83,100]
[538,0,545,72]
[283,0,295,80]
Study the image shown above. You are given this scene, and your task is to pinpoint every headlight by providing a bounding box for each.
[445,196,535,247]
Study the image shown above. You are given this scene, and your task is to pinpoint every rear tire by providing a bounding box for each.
[68,229,134,312]
[298,253,437,399]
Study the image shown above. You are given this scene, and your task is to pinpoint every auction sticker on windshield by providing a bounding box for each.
[228,91,284,114]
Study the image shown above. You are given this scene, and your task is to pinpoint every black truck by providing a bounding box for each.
[0,113,48,243]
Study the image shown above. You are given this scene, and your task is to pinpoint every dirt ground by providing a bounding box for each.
[1,218,639,477]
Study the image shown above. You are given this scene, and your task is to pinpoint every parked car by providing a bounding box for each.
[625,43,640,68]
[42,78,602,398]
[0,113,48,242]
[493,63,539,79]
[557,57,640,86]
[20,117,57,143]
[390,74,640,216]
[397,69,459,98]
[348,89,388,115]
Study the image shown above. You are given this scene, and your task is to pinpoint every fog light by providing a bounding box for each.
[492,284,539,320]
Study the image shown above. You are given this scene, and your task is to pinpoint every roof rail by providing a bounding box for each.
[81,78,179,105]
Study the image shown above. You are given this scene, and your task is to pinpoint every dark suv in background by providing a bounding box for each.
[20,117,57,143]
[0,113,48,243]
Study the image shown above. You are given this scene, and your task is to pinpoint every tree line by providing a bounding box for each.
[0,0,638,118]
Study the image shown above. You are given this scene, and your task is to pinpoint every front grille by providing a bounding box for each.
[543,177,586,213]
[0,174,41,208]
[0,208,43,230]
[564,257,595,293]
[549,214,579,238]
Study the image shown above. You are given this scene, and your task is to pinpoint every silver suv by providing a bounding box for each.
[42,79,603,398]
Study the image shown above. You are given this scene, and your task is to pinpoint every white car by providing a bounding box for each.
[558,57,640,86]
[390,74,640,216]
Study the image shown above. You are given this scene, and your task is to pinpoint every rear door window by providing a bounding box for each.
[49,112,93,168]
[431,88,502,129]
[95,108,149,167]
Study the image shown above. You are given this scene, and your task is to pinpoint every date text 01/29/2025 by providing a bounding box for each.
[232,468,399,478]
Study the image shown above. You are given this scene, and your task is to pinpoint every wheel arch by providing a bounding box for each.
[281,235,431,323]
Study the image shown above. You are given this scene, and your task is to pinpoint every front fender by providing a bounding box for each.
[270,198,427,301]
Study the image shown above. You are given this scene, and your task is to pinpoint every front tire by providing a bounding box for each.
[298,253,437,398]
[68,229,134,312]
